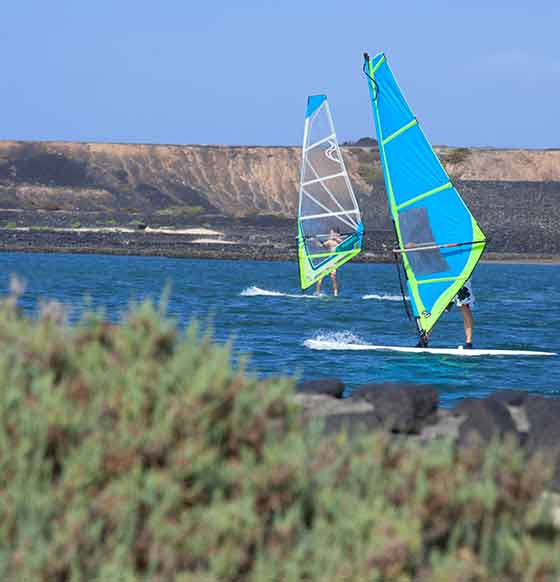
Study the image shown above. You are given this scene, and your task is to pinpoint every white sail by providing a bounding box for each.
[297,95,363,289]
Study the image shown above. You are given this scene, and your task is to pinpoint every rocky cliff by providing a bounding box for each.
[1,140,559,256]
[1,140,559,216]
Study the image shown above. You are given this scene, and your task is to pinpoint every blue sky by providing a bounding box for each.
[1,0,558,148]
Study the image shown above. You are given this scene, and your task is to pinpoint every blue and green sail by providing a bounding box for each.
[297,95,364,289]
[363,53,486,336]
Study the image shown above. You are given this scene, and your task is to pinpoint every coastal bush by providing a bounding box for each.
[0,285,559,581]
[155,205,204,218]
[357,163,383,187]
[128,219,147,228]
[444,147,471,166]
[39,201,62,211]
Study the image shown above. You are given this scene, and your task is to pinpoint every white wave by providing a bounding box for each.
[362,293,406,301]
[303,331,366,351]
[240,286,322,299]
[303,334,557,356]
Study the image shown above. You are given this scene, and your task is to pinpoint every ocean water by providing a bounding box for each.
[1,252,559,407]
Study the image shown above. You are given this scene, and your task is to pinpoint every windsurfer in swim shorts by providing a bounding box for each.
[316,228,343,296]
[416,278,475,349]
[454,278,475,349]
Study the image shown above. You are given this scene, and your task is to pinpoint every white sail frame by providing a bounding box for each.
[298,100,361,237]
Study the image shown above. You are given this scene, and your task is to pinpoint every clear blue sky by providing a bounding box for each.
[1,0,558,148]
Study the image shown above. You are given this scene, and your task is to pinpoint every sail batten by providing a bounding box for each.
[363,53,487,335]
[300,209,360,221]
[302,171,347,187]
[297,95,363,290]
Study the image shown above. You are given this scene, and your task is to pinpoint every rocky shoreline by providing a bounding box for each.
[296,379,560,491]
[2,140,560,260]
[2,211,560,263]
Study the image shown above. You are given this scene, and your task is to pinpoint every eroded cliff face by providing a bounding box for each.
[1,140,559,218]
[441,148,560,182]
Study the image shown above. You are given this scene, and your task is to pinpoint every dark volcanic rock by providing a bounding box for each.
[294,393,373,419]
[488,389,528,407]
[323,412,381,437]
[525,395,560,450]
[455,398,519,444]
[349,383,439,434]
[296,378,345,398]
[525,395,560,492]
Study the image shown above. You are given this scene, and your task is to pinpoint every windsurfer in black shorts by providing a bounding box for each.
[454,279,475,349]
[416,278,475,348]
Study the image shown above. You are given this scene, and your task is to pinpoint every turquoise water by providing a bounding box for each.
[2,252,559,406]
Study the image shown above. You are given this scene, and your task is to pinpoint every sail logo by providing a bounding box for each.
[422,311,431,318]
[325,140,340,163]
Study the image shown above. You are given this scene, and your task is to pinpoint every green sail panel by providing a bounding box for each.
[363,53,486,335]
[297,95,363,290]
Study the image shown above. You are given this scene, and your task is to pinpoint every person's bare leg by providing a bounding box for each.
[316,278,323,295]
[461,304,473,345]
[330,272,338,296]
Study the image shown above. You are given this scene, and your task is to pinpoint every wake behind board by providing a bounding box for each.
[304,339,556,357]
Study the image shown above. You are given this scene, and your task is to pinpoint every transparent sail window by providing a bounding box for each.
[399,206,449,276]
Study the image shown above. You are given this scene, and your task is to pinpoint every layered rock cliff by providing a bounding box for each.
[1,140,559,216]
[1,140,559,256]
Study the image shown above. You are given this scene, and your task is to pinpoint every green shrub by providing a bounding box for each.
[70,221,81,229]
[3,221,17,229]
[155,205,204,218]
[357,163,383,186]
[0,285,558,581]
[445,147,471,166]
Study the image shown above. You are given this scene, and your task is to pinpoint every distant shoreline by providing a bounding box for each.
[2,240,560,266]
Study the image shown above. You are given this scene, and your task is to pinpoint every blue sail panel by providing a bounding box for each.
[384,126,449,207]
[306,95,327,118]
[373,59,414,137]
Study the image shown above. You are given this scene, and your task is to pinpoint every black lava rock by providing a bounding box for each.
[296,378,345,399]
[323,412,382,437]
[349,383,439,434]
[455,398,519,445]
[488,390,529,407]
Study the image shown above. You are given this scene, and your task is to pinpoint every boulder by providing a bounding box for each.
[323,412,382,437]
[349,383,439,434]
[454,398,519,445]
[296,378,345,398]
[488,389,529,407]
[525,395,560,449]
[524,395,560,492]
[294,393,372,418]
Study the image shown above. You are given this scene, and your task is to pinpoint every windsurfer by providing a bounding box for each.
[316,228,343,296]
[416,279,475,348]
[454,279,475,349]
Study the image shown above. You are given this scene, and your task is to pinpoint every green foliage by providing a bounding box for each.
[155,205,204,218]
[0,285,558,581]
[358,163,383,186]
[39,201,62,211]
[70,221,82,229]
[3,221,17,229]
[445,147,471,166]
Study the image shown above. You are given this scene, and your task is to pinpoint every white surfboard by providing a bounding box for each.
[304,339,556,357]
